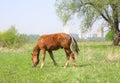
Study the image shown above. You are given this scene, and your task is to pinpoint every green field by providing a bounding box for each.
[0,42,120,83]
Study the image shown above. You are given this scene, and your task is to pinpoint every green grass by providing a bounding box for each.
[0,42,120,83]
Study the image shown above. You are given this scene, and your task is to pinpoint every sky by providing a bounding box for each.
[0,0,65,35]
[0,0,106,37]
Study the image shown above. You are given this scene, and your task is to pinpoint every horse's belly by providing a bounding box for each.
[47,45,60,50]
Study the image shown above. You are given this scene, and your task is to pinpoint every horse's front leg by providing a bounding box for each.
[41,49,46,69]
[48,50,57,66]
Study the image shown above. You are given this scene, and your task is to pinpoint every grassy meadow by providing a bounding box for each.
[0,42,120,83]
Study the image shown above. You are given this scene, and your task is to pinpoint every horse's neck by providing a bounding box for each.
[33,45,40,57]
[34,45,40,52]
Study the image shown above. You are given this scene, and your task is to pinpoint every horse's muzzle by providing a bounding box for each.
[32,64,36,68]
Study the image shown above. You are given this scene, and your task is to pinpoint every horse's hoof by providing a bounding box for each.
[64,66,67,68]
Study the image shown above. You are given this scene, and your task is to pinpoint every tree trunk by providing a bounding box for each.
[112,17,120,46]
[112,32,120,46]
[112,4,120,46]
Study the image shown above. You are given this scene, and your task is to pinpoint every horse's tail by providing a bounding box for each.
[70,35,80,54]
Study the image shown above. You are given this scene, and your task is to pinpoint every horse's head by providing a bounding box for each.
[31,51,39,68]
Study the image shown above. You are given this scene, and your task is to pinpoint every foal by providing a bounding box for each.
[31,33,79,68]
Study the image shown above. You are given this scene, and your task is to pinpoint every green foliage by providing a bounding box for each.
[105,30,114,41]
[0,26,29,48]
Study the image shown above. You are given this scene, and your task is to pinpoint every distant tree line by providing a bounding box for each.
[71,32,114,42]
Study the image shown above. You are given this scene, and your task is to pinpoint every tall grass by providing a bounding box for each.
[0,42,120,83]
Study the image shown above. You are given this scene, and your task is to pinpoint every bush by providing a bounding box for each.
[0,26,29,48]
[105,30,114,41]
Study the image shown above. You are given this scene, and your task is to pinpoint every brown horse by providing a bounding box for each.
[31,33,79,68]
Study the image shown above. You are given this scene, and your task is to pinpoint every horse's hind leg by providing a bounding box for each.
[64,48,77,68]
[64,48,71,68]
[41,49,46,69]
[48,51,57,66]
[70,52,77,67]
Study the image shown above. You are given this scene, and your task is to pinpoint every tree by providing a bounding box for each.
[56,0,120,45]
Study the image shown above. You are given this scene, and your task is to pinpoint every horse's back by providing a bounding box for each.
[37,33,71,50]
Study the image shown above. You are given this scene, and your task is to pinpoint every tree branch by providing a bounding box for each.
[100,13,109,22]
[84,2,109,22]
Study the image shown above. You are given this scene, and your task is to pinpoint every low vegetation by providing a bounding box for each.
[105,30,114,41]
[0,42,120,83]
